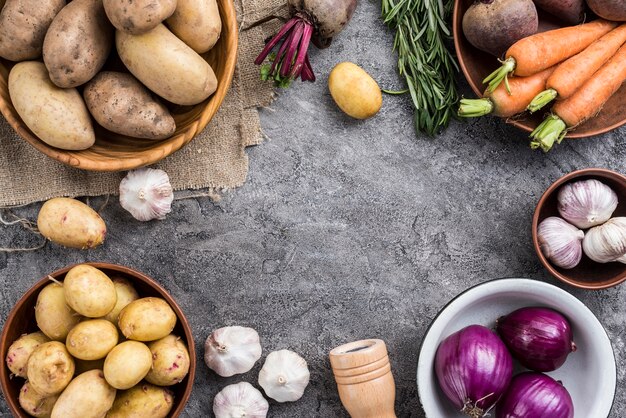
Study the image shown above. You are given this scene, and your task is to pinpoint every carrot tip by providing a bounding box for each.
[528,89,558,113]
[458,98,494,118]
[530,115,567,152]
[483,58,516,94]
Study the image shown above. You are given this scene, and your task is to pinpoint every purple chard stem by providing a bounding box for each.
[254,17,299,65]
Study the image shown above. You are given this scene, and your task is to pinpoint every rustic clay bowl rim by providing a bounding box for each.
[532,168,626,289]
[452,1,626,138]
[0,262,196,417]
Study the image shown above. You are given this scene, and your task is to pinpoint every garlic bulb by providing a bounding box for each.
[583,217,626,263]
[537,217,585,269]
[204,326,262,377]
[258,349,310,402]
[213,382,269,418]
[557,179,618,229]
[119,168,174,221]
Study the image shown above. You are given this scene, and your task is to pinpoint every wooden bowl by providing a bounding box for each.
[453,0,626,138]
[532,168,626,289]
[0,262,196,417]
[0,0,238,171]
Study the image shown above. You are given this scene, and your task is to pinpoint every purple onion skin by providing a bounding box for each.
[435,325,514,416]
[496,372,574,418]
[496,307,576,372]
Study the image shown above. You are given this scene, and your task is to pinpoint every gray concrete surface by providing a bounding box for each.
[2,0,626,416]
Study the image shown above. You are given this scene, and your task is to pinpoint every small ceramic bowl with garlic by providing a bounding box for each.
[532,168,626,289]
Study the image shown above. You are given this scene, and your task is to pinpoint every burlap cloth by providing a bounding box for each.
[0,0,285,207]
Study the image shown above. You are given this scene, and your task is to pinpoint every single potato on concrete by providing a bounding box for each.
[328,62,382,120]
[37,198,106,249]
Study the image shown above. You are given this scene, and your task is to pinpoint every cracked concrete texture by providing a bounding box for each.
[2,0,626,416]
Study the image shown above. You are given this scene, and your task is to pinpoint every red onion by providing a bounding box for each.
[435,325,514,417]
[496,307,576,372]
[496,372,574,418]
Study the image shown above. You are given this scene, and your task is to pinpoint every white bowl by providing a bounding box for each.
[417,278,616,418]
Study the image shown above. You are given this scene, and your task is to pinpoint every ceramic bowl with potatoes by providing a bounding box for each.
[0,262,195,418]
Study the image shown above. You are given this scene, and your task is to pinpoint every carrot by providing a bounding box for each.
[483,20,618,94]
[530,43,626,152]
[458,67,556,118]
[528,23,626,113]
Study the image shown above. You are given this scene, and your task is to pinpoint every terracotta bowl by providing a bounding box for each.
[532,168,626,289]
[0,0,238,172]
[0,262,196,417]
[453,0,626,138]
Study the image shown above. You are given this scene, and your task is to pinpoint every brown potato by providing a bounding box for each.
[118,297,177,341]
[8,63,95,150]
[103,0,177,34]
[43,0,114,88]
[66,319,119,360]
[83,72,176,140]
[106,383,174,418]
[0,0,65,61]
[166,0,221,53]
[51,370,116,418]
[35,282,82,341]
[145,334,190,386]
[64,264,117,317]
[19,381,60,418]
[328,62,382,120]
[37,198,106,249]
[103,341,152,389]
[27,342,75,396]
[116,24,217,105]
[6,332,50,378]
[103,277,140,325]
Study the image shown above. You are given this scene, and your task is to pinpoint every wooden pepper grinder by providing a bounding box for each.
[329,339,397,418]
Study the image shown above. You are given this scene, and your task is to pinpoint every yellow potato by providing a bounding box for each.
[6,331,50,378]
[43,0,114,88]
[66,319,118,360]
[35,283,82,341]
[73,358,106,376]
[83,72,176,140]
[0,0,65,61]
[106,383,174,418]
[116,24,217,105]
[118,297,177,341]
[64,265,117,317]
[166,0,222,53]
[103,277,140,325]
[8,62,95,150]
[145,334,190,386]
[51,370,116,418]
[103,341,153,389]
[19,381,60,418]
[103,0,176,35]
[37,198,106,249]
[27,342,75,396]
[328,62,382,119]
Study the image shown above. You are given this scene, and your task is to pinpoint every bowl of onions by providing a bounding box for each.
[417,278,616,417]
[532,168,626,289]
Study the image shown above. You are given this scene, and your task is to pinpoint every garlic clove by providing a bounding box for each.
[583,217,626,263]
[537,217,585,269]
[258,349,310,403]
[204,326,262,377]
[557,179,618,229]
[119,168,174,221]
[213,382,269,418]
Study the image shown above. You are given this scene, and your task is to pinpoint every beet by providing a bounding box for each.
[255,0,357,84]
[587,0,626,21]
[533,0,584,24]
[462,0,538,58]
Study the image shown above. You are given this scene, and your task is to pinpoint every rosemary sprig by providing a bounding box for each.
[382,0,459,136]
